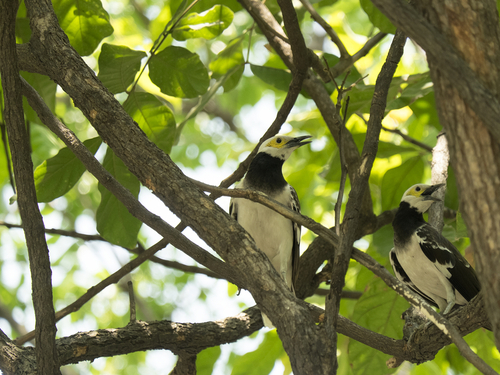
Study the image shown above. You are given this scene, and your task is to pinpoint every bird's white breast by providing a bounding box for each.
[232,187,294,287]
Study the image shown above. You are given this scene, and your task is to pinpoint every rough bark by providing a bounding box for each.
[0,0,61,373]
[415,0,500,348]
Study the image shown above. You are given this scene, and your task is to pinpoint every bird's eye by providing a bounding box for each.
[276,138,282,144]
[415,186,421,192]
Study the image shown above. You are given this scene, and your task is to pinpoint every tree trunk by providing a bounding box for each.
[418,0,500,346]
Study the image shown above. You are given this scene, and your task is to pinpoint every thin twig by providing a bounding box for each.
[128,281,137,323]
[299,0,349,58]
[14,239,169,345]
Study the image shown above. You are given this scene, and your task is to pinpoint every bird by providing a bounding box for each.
[390,183,480,314]
[229,134,311,327]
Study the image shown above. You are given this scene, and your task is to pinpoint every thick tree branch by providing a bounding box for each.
[0,1,61,373]
[20,77,239,286]
[326,30,407,363]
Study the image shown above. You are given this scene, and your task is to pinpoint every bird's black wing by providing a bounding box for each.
[229,199,237,221]
[389,248,438,307]
[289,186,301,290]
[416,224,480,301]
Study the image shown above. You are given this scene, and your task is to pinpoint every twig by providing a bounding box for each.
[128,281,137,323]
[382,124,433,152]
[299,0,349,58]
[14,239,169,345]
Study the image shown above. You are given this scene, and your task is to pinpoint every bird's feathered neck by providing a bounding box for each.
[393,201,426,245]
[244,152,287,193]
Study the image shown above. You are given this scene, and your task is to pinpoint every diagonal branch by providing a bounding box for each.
[325,30,407,359]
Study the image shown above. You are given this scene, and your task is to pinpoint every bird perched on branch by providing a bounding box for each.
[229,134,311,327]
[390,184,480,314]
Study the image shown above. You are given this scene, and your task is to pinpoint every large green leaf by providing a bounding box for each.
[359,0,396,34]
[21,72,57,125]
[149,46,209,98]
[196,346,221,375]
[231,331,284,375]
[53,0,114,56]
[35,137,102,202]
[210,36,244,77]
[96,148,141,249]
[98,44,146,94]
[250,64,292,92]
[381,155,425,210]
[123,92,176,153]
[348,274,407,375]
[209,36,245,92]
[172,5,234,41]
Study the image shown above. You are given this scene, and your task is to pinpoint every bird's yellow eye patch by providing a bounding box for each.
[266,137,287,149]
[406,185,425,197]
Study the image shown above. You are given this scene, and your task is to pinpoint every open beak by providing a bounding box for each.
[422,183,445,201]
[286,135,312,149]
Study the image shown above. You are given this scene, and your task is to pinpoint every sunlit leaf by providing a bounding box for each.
[210,36,244,76]
[172,5,234,41]
[360,0,396,34]
[96,148,141,248]
[53,0,114,56]
[231,331,284,375]
[123,92,176,153]
[149,46,209,98]
[98,44,146,94]
[35,137,102,202]
[196,346,221,375]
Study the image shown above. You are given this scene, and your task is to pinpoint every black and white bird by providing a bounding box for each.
[390,184,480,314]
[229,134,311,327]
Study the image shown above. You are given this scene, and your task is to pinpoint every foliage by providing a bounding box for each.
[0,0,496,374]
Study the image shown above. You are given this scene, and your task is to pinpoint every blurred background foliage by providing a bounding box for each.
[0,0,497,374]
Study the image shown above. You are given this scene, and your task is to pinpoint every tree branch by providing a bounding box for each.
[0,1,61,372]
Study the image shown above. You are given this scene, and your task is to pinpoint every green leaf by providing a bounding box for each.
[196,346,221,375]
[376,141,419,159]
[386,73,434,111]
[381,156,425,210]
[35,137,102,202]
[97,148,141,249]
[172,5,234,41]
[349,276,407,375]
[176,65,242,142]
[250,64,292,92]
[98,44,146,94]
[359,0,396,34]
[123,92,176,153]
[210,36,244,77]
[149,46,210,98]
[21,72,57,125]
[231,331,284,375]
[53,0,114,56]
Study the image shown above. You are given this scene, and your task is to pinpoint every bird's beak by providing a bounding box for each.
[286,135,312,148]
[421,183,445,201]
